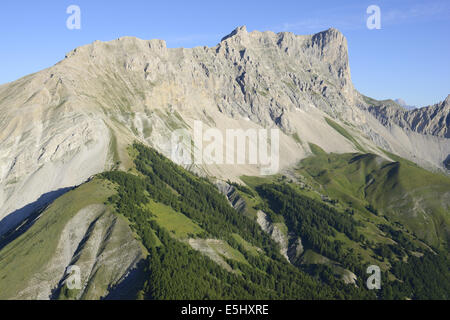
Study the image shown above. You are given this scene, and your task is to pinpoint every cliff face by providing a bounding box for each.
[366,95,450,138]
[0,26,448,235]
[53,26,358,130]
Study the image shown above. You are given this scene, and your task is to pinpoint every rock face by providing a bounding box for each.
[215,181,247,214]
[0,26,448,236]
[366,95,450,138]
[255,210,304,264]
[256,210,289,261]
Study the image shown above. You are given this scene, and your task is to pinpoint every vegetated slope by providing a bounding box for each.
[243,181,449,300]
[100,143,373,299]
[103,144,450,299]
[3,143,448,300]
[297,144,450,250]
[0,179,146,300]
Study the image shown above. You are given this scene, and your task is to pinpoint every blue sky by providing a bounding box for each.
[0,0,449,107]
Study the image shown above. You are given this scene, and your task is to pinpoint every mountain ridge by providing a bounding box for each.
[365,94,450,138]
[0,26,448,239]
[2,142,448,300]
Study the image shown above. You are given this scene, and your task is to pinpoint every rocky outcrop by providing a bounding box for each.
[254,210,354,284]
[256,210,304,263]
[287,236,304,264]
[256,210,289,260]
[215,181,247,214]
[364,95,450,138]
[215,182,299,262]
[444,155,450,170]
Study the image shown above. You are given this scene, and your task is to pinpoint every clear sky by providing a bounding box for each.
[0,0,449,107]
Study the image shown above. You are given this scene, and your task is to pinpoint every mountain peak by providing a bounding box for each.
[220,26,248,42]
[444,94,450,104]
[311,27,345,45]
[324,27,341,35]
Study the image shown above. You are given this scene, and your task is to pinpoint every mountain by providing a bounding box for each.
[1,26,449,236]
[366,95,450,138]
[394,98,416,110]
[297,145,450,248]
[0,26,449,300]
[1,143,448,300]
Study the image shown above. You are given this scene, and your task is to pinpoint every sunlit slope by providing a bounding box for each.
[1,143,448,300]
[0,179,145,300]
[298,145,450,249]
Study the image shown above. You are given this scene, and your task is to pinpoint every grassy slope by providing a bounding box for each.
[298,144,450,249]
[0,179,115,299]
[324,117,365,152]
[240,145,449,269]
[146,200,204,239]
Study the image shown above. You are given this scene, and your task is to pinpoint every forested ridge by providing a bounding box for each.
[99,143,449,300]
